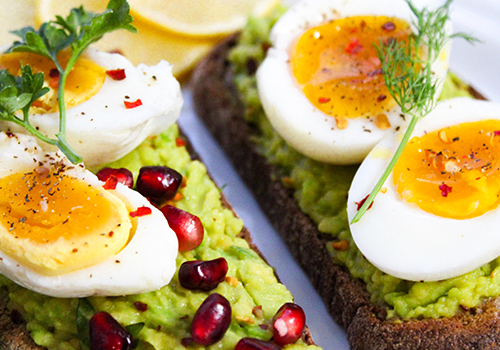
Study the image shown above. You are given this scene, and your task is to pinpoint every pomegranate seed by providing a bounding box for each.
[136,166,183,203]
[160,205,204,251]
[97,167,134,188]
[191,293,231,346]
[272,303,306,346]
[235,338,281,350]
[89,311,132,350]
[179,258,228,291]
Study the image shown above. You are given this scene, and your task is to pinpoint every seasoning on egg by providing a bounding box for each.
[289,16,411,120]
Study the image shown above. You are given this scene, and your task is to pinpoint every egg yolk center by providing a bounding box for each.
[0,50,106,113]
[0,170,132,275]
[393,120,500,219]
[290,16,411,126]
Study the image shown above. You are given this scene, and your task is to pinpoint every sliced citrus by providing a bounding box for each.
[0,0,37,47]
[36,0,221,78]
[128,0,280,37]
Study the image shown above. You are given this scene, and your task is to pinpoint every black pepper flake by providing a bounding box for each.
[10,309,23,325]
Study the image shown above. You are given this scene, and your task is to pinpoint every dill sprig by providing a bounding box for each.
[351,0,477,224]
[0,0,136,164]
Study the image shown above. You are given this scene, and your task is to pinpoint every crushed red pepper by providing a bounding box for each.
[345,37,364,55]
[356,194,373,211]
[438,183,452,197]
[130,206,152,217]
[102,175,118,190]
[124,99,142,109]
[106,68,126,80]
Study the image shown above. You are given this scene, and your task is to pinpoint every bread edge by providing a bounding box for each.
[190,34,500,350]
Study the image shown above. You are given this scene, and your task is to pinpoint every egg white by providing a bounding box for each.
[0,132,178,297]
[0,48,183,170]
[347,98,500,282]
[257,0,452,165]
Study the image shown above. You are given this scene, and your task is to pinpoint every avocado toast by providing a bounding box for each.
[0,1,321,349]
[191,2,500,349]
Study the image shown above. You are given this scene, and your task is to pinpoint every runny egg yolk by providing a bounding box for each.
[0,50,106,113]
[290,16,411,127]
[0,169,132,275]
[393,120,500,219]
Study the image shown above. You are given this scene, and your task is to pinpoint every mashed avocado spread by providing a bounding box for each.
[0,124,319,350]
[228,7,500,320]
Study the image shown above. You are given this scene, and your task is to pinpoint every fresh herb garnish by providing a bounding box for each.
[0,0,136,164]
[351,0,477,223]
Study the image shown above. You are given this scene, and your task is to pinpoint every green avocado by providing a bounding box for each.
[0,124,320,350]
[228,7,500,320]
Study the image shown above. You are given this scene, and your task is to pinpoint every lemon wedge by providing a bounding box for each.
[0,0,37,47]
[128,0,279,37]
[36,0,221,78]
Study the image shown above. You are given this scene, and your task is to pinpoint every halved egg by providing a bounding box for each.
[0,132,178,297]
[257,0,451,164]
[0,48,183,169]
[347,98,500,281]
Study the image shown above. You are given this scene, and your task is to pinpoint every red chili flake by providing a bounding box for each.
[176,138,187,147]
[102,175,118,190]
[106,68,126,80]
[494,130,500,136]
[377,94,387,102]
[345,38,363,55]
[318,97,331,104]
[130,206,152,217]
[356,194,373,211]
[439,183,452,197]
[108,231,114,237]
[134,301,148,312]
[49,68,60,89]
[382,21,396,31]
[124,99,143,109]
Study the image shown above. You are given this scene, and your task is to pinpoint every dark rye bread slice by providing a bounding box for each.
[0,128,314,349]
[190,34,500,350]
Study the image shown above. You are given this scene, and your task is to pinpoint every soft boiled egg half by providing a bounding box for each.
[257,0,451,165]
[347,98,500,282]
[0,48,182,169]
[0,132,178,298]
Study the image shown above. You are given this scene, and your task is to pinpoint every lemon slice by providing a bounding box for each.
[129,0,280,37]
[0,0,37,47]
[36,0,221,78]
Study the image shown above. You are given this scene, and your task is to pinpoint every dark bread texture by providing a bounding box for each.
[190,34,500,350]
[0,129,314,349]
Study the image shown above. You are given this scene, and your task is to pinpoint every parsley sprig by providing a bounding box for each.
[351,0,477,223]
[0,0,136,164]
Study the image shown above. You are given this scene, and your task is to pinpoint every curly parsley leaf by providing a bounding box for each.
[2,0,136,164]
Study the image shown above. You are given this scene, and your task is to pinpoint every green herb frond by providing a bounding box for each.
[0,0,136,164]
[351,0,476,223]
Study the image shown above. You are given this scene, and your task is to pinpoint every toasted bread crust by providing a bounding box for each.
[191,34,500,350]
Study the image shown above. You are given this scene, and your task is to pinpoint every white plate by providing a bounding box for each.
[180,0,500,348]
